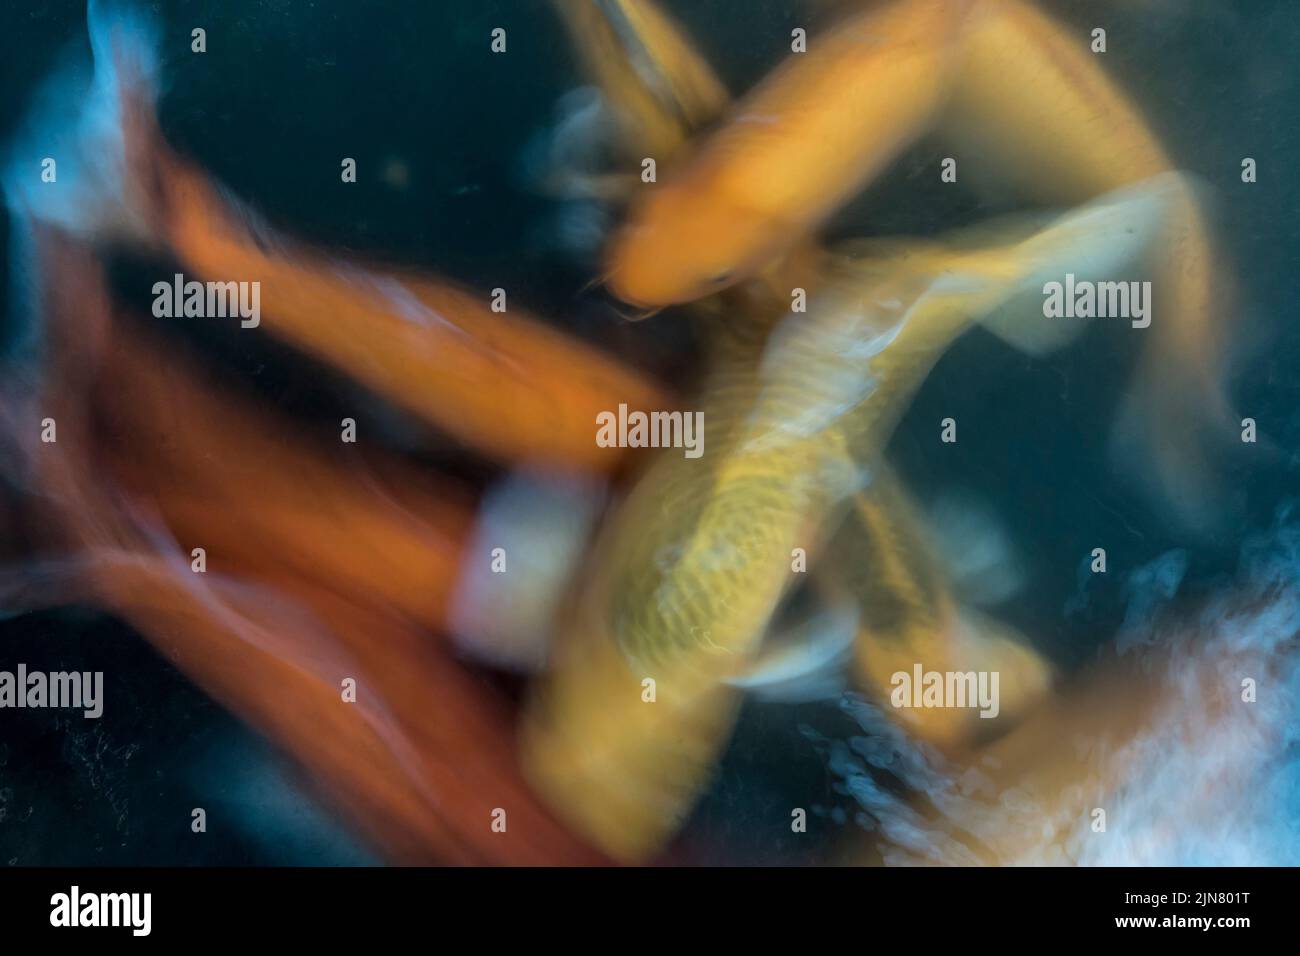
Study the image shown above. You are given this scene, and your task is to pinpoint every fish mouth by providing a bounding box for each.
[578,274,663,321]
[610,303,664,322]
[599,274,663,319]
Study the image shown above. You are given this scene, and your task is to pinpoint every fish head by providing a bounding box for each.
[602,185,781,309]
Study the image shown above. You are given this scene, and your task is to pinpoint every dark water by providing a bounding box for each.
[0,0,1297,865]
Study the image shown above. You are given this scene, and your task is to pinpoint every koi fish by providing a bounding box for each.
[90,323,473,635]
[603,0,969,308]
[0,221,604,865]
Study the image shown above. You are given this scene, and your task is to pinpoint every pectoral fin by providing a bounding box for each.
[725,599,859,702]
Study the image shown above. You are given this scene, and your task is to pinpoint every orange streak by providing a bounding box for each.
[113,53,667,472]
[17,223,605,865]
[94,322,473,634]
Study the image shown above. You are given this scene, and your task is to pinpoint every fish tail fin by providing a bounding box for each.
[956,608,1055,721]
[844,479,1050,748]
[929,172,1232,531]
[1111,357,1232,533]
[1110,191,1237,532]
[3,1,165,243]
[95,0,171,232]
[975,293,1093,357]
[963,173,1190,356]
[863,607,1055,750]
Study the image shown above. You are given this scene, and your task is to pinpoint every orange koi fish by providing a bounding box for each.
[603,0,969,307]
[1,223,604,865]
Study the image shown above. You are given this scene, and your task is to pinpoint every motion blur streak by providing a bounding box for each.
[5,2,671,472]
[0,222,606,865]
[810,506,1300,865]
[548,0,729,164]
